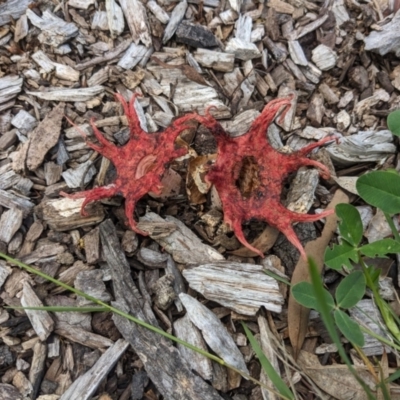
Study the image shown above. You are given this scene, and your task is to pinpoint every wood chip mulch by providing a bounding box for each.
[1,0,400,399]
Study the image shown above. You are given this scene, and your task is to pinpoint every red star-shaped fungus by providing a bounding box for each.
[181,96,335,259]
[62,94,190,234]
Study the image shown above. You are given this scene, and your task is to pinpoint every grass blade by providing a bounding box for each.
[384,368,400,384]
[263,270,291,286]
[242,322,294,400]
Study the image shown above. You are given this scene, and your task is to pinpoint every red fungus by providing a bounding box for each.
[61,94,190,234]
[181,96,335,259]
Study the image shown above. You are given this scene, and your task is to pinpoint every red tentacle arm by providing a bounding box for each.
[158,117,193,156]
[297,135,338,156]
[297,158,331,180]
[230,219,265,259]
[61,185,118,216]
[89,119,116,149]
[288,208,335,223]
[115,93,146,138]
[249,97,293,143]
[273,208,335,259]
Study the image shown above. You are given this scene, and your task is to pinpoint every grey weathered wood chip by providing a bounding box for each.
[326,130,396,166]
[140,212,224,264]
[26,9,79,47]
[179,293,249,375]
[26,102,65,171]
[147,1,170,24]
[0,207,23,244]
[349,299,391,356]
[0,0,33,26]
[11,110,37,134]
[62,160,97,188]
[119,0,151,47]
[27,86,104,102]
[183,262,283,315]
[0,189,34,217]
[364,12,400,56]
[34,197,104,231]
[105,0,124,38]
[174,314,213,381]
[29,341,47,399]
[0,261,12,290]
[137,247,168,268]
[76,39,132,70]
[21,282,54,341]
[74,270,111,305]
[55,321,114,349]
[59,339,129,400]
[0,75,23,105]
[163,0,187,44]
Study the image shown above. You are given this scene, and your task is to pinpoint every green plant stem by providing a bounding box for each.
[360,326,400,351]
[384,212,400,242]
[0,252,290,399]
[358,256,400,342]
[308,257,375,399]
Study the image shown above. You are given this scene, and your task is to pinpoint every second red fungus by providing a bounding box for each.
[181,96,335,259]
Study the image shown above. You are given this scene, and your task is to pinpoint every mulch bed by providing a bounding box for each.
[0,0,400,399]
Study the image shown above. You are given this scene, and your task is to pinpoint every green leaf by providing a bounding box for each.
[385,368,400,384]
[335,271,366,309]
[335,204,363,246]
[334,309,365,347]
[360,239,400,258]
[263,270,291,286]
[291,282,335,311]
[356,171,400,214]
[324,242,359,270]
[387,109,400,137]
[242,322,294,400]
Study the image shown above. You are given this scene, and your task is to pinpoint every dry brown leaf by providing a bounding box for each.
[288,189,349,359]
[333,176,358,195]
[298,351,376,400]
[231,226,279,257]
[299,351,400,399]
[378,351,389,400]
